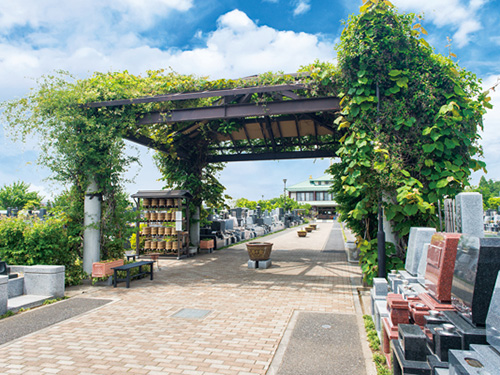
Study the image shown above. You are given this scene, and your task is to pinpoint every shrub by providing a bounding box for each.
[0,214,86,285]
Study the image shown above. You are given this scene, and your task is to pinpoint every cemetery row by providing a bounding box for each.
[370,192,500,375]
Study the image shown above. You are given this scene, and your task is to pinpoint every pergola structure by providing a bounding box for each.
[87,79,342,162]
[82,75,343,271]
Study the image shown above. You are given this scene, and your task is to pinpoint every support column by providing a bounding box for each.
[190,206,200,247]
[83,180,101,275]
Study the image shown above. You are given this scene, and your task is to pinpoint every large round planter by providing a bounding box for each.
[297,231,307,237]
[309,224,317,230]
[246,242,273,261]
[305,226,313,232]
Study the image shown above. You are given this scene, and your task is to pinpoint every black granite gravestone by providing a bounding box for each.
[451,236,500,327]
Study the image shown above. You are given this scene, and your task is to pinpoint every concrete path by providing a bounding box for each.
[0,222,376,375]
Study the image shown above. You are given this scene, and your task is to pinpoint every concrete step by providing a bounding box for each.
[7,295,52,312]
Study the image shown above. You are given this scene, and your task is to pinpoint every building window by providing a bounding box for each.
[307,192,314,201]
[296,192,304,201]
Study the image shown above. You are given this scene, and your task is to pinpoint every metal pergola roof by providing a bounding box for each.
[86,81,342,163]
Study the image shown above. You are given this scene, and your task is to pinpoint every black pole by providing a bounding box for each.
[377,198,386,278]
[375,84,386,277]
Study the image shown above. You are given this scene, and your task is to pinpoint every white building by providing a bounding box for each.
[286,175,338,219]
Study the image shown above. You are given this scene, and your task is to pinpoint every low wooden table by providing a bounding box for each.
[111,261,154,288]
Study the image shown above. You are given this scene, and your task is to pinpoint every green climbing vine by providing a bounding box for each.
[329,1,490,261]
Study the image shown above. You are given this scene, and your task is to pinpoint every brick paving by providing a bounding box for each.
[0,222,366,375]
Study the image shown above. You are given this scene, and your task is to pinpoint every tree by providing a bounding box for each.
[329,1,490,256]
[0,181,43,210]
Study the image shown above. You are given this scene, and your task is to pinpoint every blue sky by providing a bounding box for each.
[0,0,499,202]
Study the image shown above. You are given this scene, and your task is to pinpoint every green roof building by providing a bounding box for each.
[286,175,338,220]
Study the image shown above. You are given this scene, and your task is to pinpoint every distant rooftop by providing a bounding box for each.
[287,175,333,192]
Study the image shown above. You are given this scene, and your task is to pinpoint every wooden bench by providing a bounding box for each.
[111,261,154,288]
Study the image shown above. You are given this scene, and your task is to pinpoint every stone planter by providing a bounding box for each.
[305,226,313,232]
[246,242,273,261]
[200,239,214,250]
[309,224,317,230]
[297,230,307,237]
[92,259,124,278]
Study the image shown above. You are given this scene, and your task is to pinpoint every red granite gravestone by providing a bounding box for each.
[424,232,462,303]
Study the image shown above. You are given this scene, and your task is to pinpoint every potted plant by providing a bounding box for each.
[92,258,124,278]
[246,242,273,261]
[297,229,307,237]
[200,238,214,250]
[305,226,313,232]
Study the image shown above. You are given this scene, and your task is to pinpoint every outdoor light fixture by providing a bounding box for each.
[283,179,287,214]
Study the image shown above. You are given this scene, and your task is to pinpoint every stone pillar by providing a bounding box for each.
[83,179,101,274]
[190,206,200,247]
[24,265,65,298]
[455,192,484,238]
[0,276,8,315]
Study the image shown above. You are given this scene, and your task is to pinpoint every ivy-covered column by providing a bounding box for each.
[83,179,101,274]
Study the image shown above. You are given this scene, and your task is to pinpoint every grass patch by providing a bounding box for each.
[363,315,391,375]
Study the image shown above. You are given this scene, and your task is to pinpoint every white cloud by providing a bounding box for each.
[477,75,500,180]
[293,0,311,16]
[391,0,487,47]
[0,8,335,101]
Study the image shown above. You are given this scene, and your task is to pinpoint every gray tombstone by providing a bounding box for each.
[405,227,436,276]
[486,271,500,352]
[417,242,430,283]
[456,192,484,238]
[0,275,8,315]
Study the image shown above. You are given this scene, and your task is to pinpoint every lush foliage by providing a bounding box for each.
[363,315,391,375]
[330,1,490,256]
[358,238,404,285]
[0,214,86,285]
[0,181,43,210]
[234,195,312,215]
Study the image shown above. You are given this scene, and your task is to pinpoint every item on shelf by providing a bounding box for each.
[143,198,151,207]
[159,198,166,207]
[151,198,158,207]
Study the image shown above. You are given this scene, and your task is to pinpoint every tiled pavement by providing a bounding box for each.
[0,222,373,375]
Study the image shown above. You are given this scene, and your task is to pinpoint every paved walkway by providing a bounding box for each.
[0,222,375,375]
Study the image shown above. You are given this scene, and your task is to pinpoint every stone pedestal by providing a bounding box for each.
[247,259,272,269]
[374,299,389,335]
[24,265,65,298]
[0,275,8,315]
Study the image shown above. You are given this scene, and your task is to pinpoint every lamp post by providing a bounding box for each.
[283,179,287,214]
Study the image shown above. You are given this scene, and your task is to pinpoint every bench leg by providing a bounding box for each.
[113,270,118,287]
[150,263,154,280]
[126,270,131,288]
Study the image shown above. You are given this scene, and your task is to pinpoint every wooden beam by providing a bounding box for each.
[85,84,307,108]
[137,97,340,125]
[207,150,335,162]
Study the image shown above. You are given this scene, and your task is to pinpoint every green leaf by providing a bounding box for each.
[422,144,436,153]
[389,85,400,94]
[454,85,466,96]
[404,204,418,216]
[444,138,457,149]
[358,77,368,85]
[357,70,367,78]
[388,70,401,77]
[401,170,410,177]
[424,159,434,167]
[436,179,449,188]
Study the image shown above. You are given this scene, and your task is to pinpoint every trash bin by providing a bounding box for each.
[346,241,359,263]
